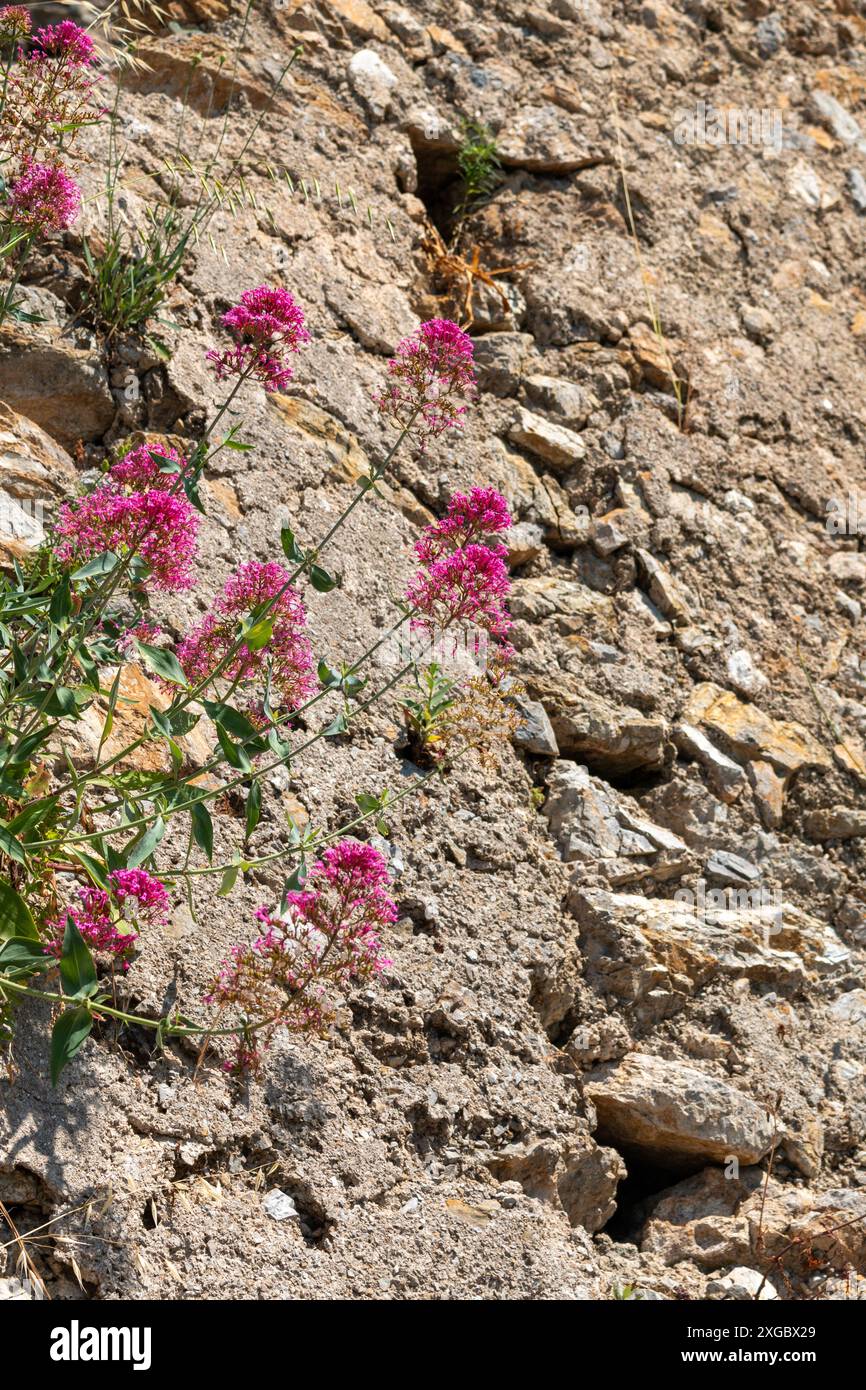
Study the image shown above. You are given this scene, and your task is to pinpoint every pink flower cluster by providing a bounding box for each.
[46,869,170,971]
[108,442,187,491]
[55,486,199,593]
[206,285,310,393]
[415,486,512,563]
[206,840,394,1074]
[177,560,316,712]
[375,318,477,440]
[0,6,30,45]
[8,158,81,233]
[407,487,512,641]
[31,20,98,68]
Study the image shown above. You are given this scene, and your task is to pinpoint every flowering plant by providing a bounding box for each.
[0,14,102,325]
[0,284,516,1083]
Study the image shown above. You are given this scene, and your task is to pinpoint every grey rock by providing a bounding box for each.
[544,761,689,885]
[705,850,762,887]
[755,13,785,59]
[522,374,595,429]
[508,407,586,471]
[512,698,559,757]
[847,168,866,214]
[263,1189,299,1221]
[472,332,534,396]
[707,1267,778,1300]
[586,1054,776,1167]
[673,723,747,803]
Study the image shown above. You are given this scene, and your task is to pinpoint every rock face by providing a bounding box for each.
[571,887,849,1022]
[0,333,115,448]
[682,684,830,776]
[528,684,668,776]
[585,1055,776,1168]
[640,1167,866,1278]
[545,761,689,886]
[0,402,79,564]
[1,0,866,1307]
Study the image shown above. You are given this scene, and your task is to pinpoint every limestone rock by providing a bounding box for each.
[522,374,594,429]
[673,723,747,803]
[325,280,415,353]
[529,683,668,776]
[348,49,399,118]
[706,1267,778,1300]
[570,887,848,1013]
[0,334,114,448]
[487,1135,624,1233]
[68,663,213,775]
[640,1167,866,1276]
[512,698,559,757]
[635,548,693,623]
[0,402,78,565]
[748,759,786,829]
[544,761,689,885]
[498,104,601,173]
[473,332,534,396]
[585,1054,776,1167]
[508,407,586,471]
[682,683,830,775]
[804,807,866,841]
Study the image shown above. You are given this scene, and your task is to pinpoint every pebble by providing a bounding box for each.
[263,1189,299,1221]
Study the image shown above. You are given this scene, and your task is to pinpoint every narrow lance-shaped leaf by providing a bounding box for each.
[50,1007,94,1084]
[59,916,97,998]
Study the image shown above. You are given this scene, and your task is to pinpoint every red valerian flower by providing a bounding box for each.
[7,159,81,232]
[206,840,394,1074]
[206,285,310,393]
[176,561,316,711]
[54,485,199,593]
[374,318,477,440]
[46,869,170,971]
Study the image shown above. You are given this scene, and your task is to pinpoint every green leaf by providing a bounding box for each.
[190,802,213,861]
[317,659,340,689]
[280,527,304,564]
[322,711,349,738]
[0,823,27,867]
[136,641,188,686]
[15,726,55,761]
[309,564,339,593]
[49,575,73,624]
[0,879,38,942]
[59,916,97,997]
[201,700,257,740]
[126,815,166,868]
[71,551,118,580]
[5,796,57,839]
[69,849,110,892]
[41,686,80,717]
[50,1007,93,1084]
[0,936,51,979]
[218,862,239,897]
[245,781,261,839]
[243,618,273,651]
[215,723,251,773]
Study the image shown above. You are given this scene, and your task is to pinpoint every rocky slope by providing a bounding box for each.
[2,0,866,1301]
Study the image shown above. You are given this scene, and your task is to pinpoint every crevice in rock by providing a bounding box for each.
[410,143,462,241]
[600,1147,686,1245]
